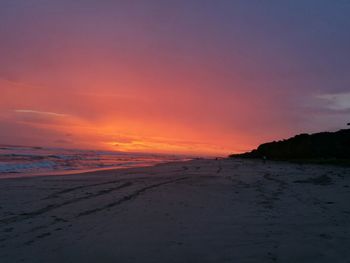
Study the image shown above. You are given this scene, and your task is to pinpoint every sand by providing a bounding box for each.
[0,158,349,263]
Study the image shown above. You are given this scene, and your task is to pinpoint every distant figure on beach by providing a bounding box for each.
[262,156,267,164]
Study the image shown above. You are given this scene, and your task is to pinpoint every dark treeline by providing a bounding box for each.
[230,129,350,161]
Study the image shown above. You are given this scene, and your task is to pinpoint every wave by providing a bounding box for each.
[0,146,190,177]
[0,161,57,173]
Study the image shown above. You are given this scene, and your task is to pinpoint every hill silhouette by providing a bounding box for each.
[230,129,350,164]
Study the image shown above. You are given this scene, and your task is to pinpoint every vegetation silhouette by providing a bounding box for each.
[230,129,350,165]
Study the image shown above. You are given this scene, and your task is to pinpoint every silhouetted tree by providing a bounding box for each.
[230,129,350,160]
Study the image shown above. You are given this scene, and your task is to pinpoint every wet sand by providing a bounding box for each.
[0,158,350,262]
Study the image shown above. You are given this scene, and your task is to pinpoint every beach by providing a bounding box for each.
[1,158,349,263]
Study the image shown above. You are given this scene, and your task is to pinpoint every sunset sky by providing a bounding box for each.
[1,1,349,155]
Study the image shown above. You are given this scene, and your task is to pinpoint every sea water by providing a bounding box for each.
[0,145,190,178]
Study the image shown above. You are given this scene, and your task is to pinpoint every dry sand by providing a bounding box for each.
[0,158,349,263]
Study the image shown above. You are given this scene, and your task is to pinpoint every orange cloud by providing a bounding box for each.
[0,77,278,155]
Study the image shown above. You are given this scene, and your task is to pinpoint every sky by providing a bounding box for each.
[0,0,349,155]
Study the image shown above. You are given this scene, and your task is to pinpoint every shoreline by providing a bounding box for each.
[0,159,197,180]
[1,158,349,262]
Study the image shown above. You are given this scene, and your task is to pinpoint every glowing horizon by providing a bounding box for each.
[1,1,349,156]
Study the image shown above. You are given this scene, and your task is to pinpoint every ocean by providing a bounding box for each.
[0,145,191,178]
